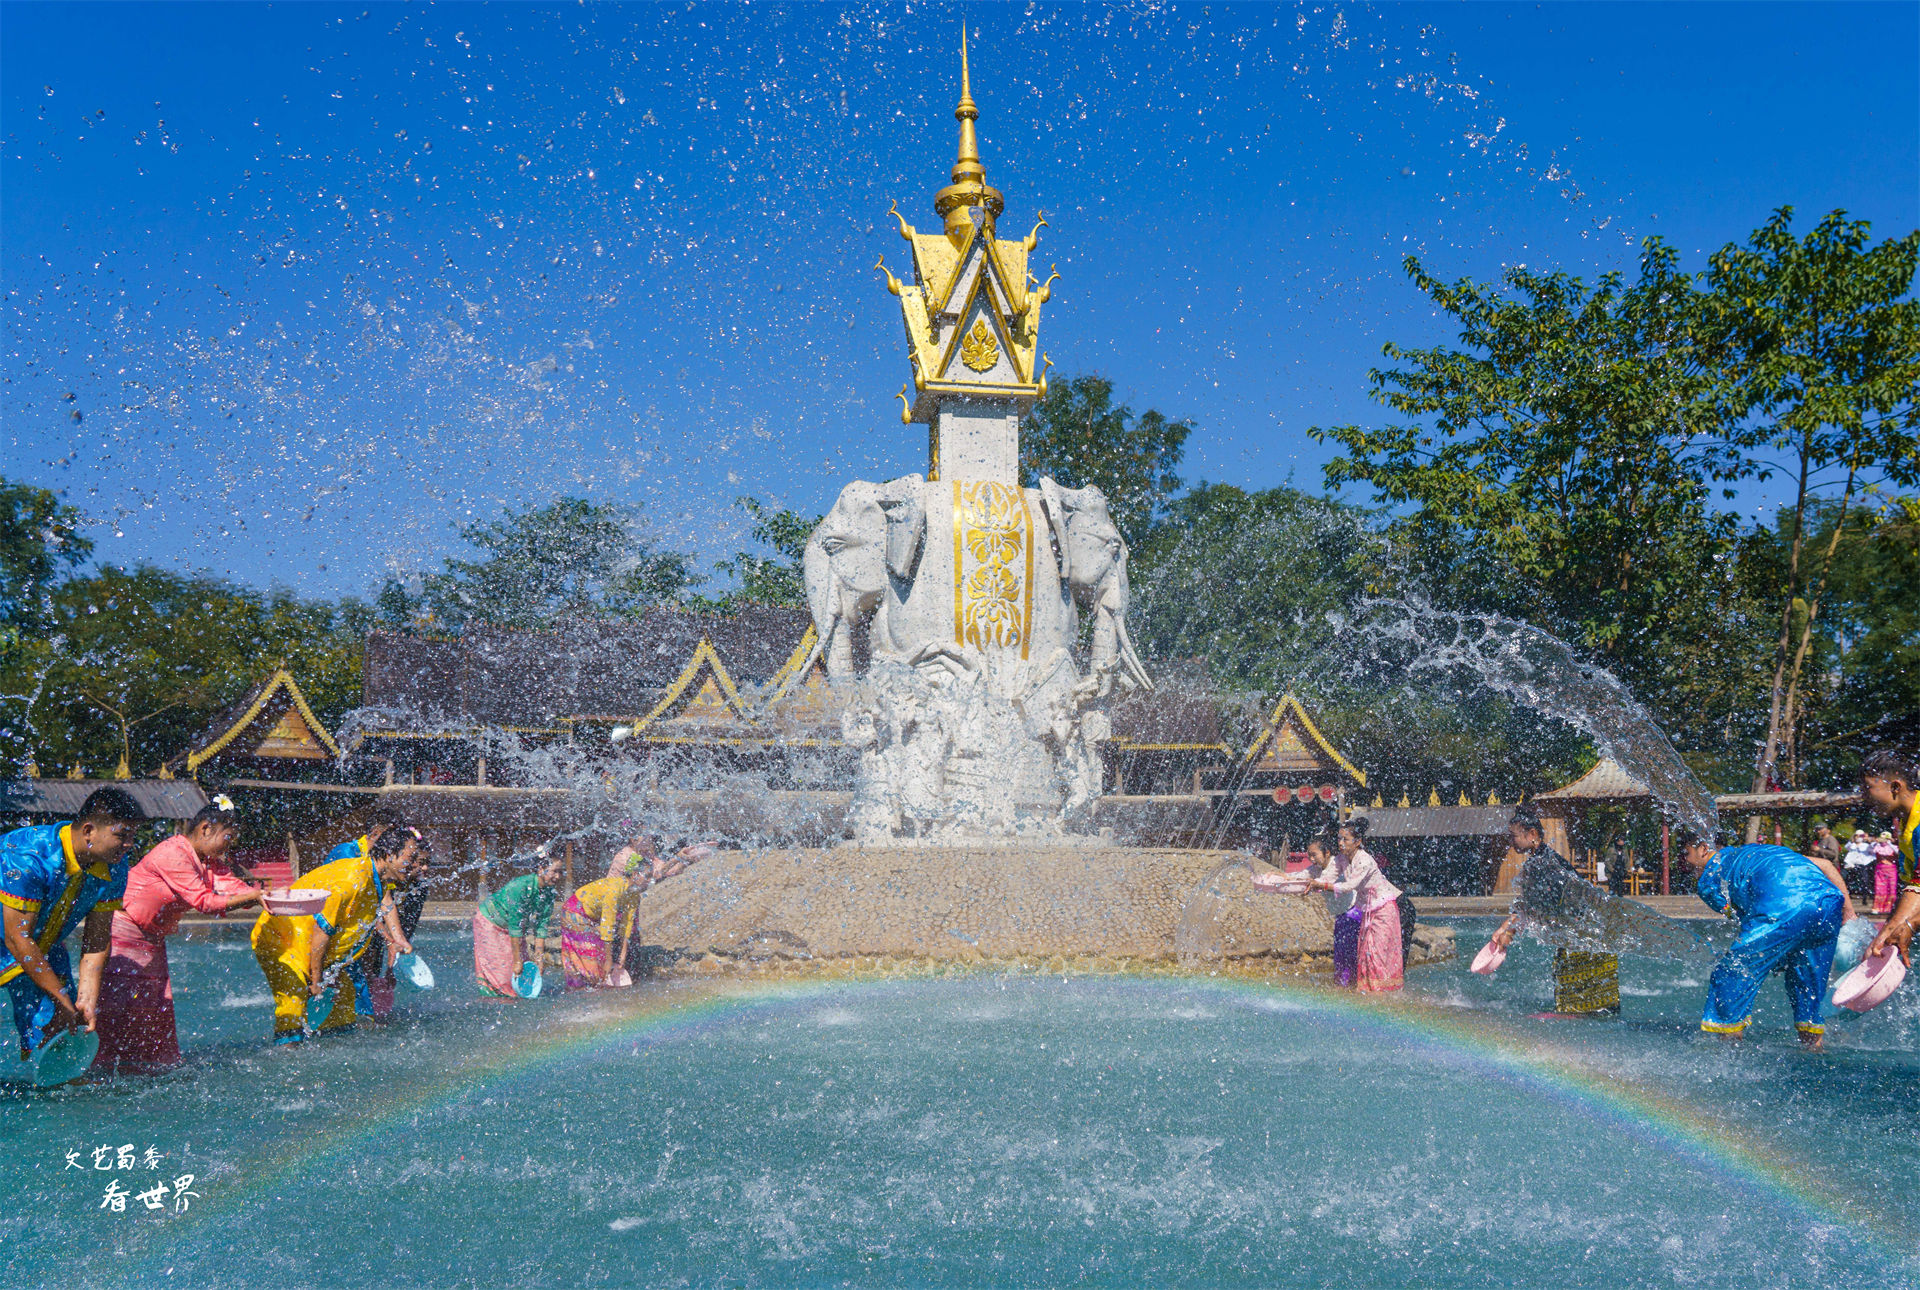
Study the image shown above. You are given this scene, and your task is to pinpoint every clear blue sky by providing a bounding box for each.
[5,2,1915,600]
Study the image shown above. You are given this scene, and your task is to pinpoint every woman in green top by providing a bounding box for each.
[472,851,563,997]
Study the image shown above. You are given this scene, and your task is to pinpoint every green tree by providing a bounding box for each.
[1020,374,1192,545]
[1308,241,1745,696]
[1769,495,1920,787]
[708,497,820,609]
[420,497,699,630]
[1130,483,1377,687]
[1,478,92,628]
[2,565,368,778]
[1705,208,1920,792]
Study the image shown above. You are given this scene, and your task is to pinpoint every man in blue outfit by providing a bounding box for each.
[0,786,147,1060]
[1683,830,1853,1051]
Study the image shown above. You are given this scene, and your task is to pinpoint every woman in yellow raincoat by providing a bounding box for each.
[252,828,418,1043]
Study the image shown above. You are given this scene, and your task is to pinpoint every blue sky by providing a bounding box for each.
[5,2,1916,600]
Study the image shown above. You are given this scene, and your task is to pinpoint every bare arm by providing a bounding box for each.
[1806,855,1852,915]
[2,905,79,1033]
[307,928,333,996]
[74,910,112,1031]
[1870,890,1920,966]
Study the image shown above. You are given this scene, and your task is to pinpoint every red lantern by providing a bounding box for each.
[1295,785,1317,804]
[1318,784,1337,802]
[1271,785,1289,805]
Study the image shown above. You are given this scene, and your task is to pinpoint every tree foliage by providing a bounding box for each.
[707,497,819,610]
[1,479,92,629]
[1704,207,1920,791]
[1020,374,1192,545]
[1310,240,1746,673]
[398,498,700,631]
[1,564,368,778]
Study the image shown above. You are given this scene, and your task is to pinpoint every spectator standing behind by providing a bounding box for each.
[94,796,262,1072]
[1872,832,1901,916]
[0,788,146,1061]
[1841,827,1877,906]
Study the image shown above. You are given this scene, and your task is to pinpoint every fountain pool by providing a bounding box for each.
[4,921,1917,1288]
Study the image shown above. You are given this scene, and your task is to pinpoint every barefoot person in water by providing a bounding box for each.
[1488,806,1620,1016]
[1686,831,1853,1050]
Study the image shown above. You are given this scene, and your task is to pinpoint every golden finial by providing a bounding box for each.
[1036,354,1053,399]
[1036,267,1060,305]
[895,386,913,424]
[1023,214,1048,251]
[934,23,1004,239]
[874,255,904,297]
[887,198,913,241]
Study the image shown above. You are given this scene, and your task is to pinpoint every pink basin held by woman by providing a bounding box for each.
[1470,940,1508,975]
[1832,948,1907,1013]
[261,888,329,917]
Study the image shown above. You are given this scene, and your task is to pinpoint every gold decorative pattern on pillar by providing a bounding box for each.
[960,317,1000,372]
[952,479,1035,657]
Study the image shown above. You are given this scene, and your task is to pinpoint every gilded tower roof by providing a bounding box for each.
[876,26,1053,426]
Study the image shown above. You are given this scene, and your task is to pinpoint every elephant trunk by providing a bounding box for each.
[803,535,853,678]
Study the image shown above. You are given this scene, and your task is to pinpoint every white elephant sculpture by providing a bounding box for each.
[801,472,1151,844]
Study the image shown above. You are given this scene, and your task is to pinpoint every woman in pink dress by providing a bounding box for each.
[1873,831,1901,915]
[1313,818,1404,993]
[93,797,263,1072]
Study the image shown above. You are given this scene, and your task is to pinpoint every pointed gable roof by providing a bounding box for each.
[630,639,754,735]
[1237,694,1366,787]
[171,669,341,774]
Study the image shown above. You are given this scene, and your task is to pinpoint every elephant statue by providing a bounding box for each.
[799,470,1152,844]
[801,475,926,678]
[1037,480,1154,699]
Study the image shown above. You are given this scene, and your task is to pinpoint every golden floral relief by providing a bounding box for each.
[959,316,1000,372]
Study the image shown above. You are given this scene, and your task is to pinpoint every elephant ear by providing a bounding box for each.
[878,475,927,581]
[1038,476,1073,582]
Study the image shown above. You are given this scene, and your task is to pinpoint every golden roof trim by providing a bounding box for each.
[631,638,752,732]
[1241,694,1367,788]
[185,669,341,774]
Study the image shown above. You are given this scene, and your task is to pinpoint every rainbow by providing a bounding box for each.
[129,972,1907,1271]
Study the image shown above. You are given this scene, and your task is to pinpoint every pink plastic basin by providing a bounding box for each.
[1251,872,1310,893]
[1470,940,1508,975]
[262,888,328,917]
[1833,948,1907,1013]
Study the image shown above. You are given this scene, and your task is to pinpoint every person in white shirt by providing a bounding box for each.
[1842,828,1877,906]
[1311,817,1404,993]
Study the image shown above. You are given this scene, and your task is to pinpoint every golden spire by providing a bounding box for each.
[934,23,1004,240]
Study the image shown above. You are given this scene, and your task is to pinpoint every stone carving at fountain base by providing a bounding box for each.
[841,659,1113,846]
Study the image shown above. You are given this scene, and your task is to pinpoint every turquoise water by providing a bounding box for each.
[4,919,1918,1288]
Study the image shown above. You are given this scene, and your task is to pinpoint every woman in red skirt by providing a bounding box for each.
[93,797,263,1073]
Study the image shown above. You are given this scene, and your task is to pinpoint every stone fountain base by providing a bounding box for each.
[628,847,1455,977]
